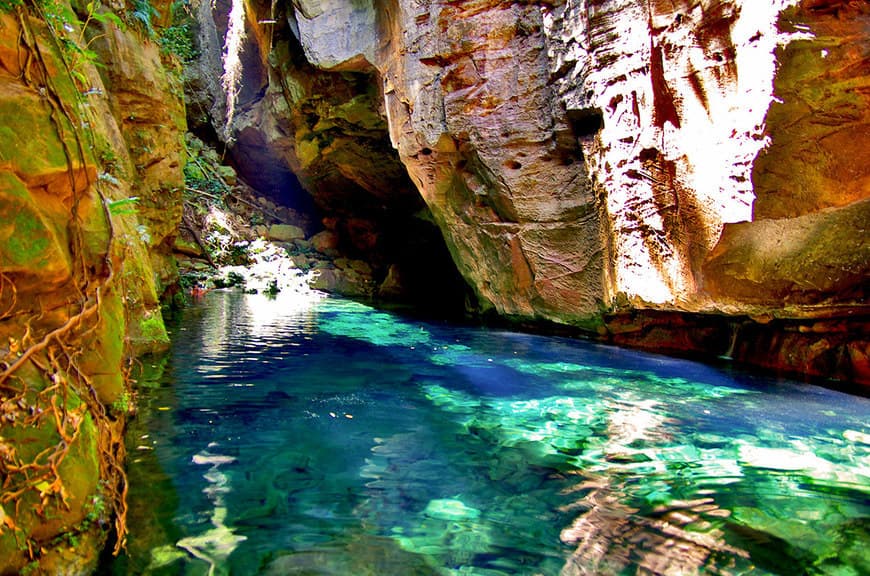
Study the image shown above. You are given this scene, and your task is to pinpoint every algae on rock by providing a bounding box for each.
[0,0,186,571]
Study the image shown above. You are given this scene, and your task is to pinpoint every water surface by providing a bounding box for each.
[111,291,869,575]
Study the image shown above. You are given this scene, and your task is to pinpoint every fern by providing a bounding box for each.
[129,0,160,38]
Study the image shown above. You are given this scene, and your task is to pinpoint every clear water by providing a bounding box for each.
[108,291,869,575]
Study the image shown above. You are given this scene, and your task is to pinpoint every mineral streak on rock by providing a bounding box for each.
[543,0,814,304]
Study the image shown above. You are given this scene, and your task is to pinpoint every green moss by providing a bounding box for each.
[0,87,81,183]
[128,307,170,356]
[138,313,168,341]
[78,289,126,404]
[0,172,72,282]
[331,95,384,130]
[296,137,321,168]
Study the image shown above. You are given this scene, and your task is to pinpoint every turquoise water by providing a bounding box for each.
[110,291,869,575]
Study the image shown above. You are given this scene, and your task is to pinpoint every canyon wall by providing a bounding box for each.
[0,1,184,570]
[242,0,864,385]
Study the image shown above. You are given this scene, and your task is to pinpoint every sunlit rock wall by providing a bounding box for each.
[187,0,472,310]
[322,0,867,381]
[0,4,185,570]
[374,0,606,327]
[205,0,868,383]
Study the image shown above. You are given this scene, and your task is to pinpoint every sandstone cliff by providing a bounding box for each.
[0,0,185,570]
[200,0,867,386]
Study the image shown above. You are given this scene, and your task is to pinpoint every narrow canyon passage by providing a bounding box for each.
[1,0,868,572]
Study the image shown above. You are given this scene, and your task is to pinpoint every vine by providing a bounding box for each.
[0,0,133,564]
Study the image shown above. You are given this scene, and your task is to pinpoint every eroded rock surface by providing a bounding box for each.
[193,0,868,385]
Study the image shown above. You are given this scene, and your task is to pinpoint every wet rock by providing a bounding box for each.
[293,238,313,252]
[309,267,373,297]
[377,264,405,300]
[348,259,372,275]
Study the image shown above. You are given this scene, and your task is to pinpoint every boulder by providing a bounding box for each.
[310,230,339,253]
[268,224,305,242]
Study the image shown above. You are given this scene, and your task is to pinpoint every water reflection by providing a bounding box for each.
[110,292,870,576]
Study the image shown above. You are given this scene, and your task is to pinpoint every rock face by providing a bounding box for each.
[186,0,472,312]
[194,0,868,385]
[0,4,185,571]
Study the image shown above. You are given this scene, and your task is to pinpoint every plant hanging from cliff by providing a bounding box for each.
[128,0,159,38]
[1,6,131,563]
[220,0,246,142]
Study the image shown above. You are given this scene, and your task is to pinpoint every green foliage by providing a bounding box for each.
[0,0,23,13]
[107,196,139,216]
[213,270,245,288]
[159,23,197,61]
[158,0,196,60]
[39,0,78,39]
[184,162,229,198]
[111,392,131,414]
[37,0,124,89]
[128,0,159,38]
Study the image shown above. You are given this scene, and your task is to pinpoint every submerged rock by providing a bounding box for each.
[423,499,482,522]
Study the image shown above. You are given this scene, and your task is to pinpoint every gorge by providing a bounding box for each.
[0,0,867,572]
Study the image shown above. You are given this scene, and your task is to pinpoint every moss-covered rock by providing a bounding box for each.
[77,288,127,405]
[0,1,186,572]
[0,365,101,572]
[0,172,72,290]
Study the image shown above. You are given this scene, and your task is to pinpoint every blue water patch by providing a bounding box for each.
[107,291,870,575]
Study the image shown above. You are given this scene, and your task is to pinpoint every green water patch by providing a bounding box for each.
[106,293,870,575]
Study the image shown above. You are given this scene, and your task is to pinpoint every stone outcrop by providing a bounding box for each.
[186,0,472,312]
[192,0,868,385]
[0,3,185,571]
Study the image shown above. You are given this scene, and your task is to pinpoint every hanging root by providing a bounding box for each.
[0,2,132,563]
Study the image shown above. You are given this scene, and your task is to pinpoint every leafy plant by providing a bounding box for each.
[111,392,131,414]
[159,23,197,61]
[41,0,124,89]
[0,0,23,13]
[106,196,139,216]
[128,0,159,38]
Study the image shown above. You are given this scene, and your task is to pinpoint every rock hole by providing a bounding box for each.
[639,147,660,162]
[420,147,432,156]
[504,159,522,170]
[566,107,604,137]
